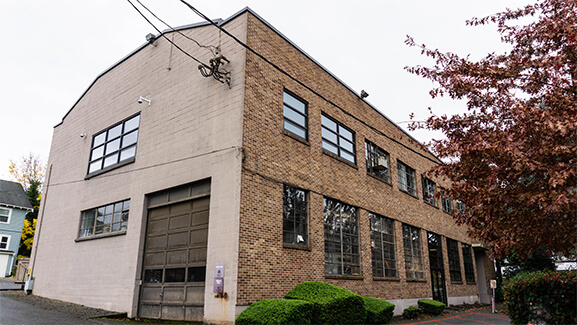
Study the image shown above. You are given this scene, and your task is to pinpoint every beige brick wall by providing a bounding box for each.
[237,12,481,306]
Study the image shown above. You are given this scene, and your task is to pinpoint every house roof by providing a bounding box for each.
[0,180,33,210]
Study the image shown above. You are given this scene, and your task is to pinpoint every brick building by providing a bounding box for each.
[30,7,495,324]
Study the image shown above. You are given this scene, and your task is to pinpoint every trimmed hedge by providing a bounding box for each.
[503,270,577,324]
[284,281,367,324]
[361,296,395,324]
[235,299,314,325]
[418,298,446,315]
[402,305,419,319]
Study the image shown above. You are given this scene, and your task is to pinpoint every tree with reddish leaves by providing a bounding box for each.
[405,0,576,259]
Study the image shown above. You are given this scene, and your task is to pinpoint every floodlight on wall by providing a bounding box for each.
[145,33,157,46]
[80,133,87,139]
[360,90,369,99]
[138,96,151,106]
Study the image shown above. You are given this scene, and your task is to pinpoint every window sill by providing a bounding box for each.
[75,230,127,242]
[399,189,419,199]
[450,281,464,285]
[406,279,427,283]
[424,200,439,209]
[367,173,392,186]
[373,276,400,282]
[322,151,358,169]
[283,243,311,251]
[283,130,310,146]
[466,281,477,285]
[325,274,364,280]
[85,158,135,180]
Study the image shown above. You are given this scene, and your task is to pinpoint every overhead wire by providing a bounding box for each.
[178,0,442,166]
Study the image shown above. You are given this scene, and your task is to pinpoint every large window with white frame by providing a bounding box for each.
[88,114,140,175]
[324,197,360,276]
[365,141,390,182]
[422,177,437,206]
[0,207,11,223]
[321,114,356,164]
[283,185,308,247]
[398,160,417,196]
[403,224,424,280]
[283,90,308,141]
[370,212,397,278]
[78,200,130,238]
[0,235,9,250]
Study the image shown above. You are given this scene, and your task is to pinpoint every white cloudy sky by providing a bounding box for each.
[0,0,532,180]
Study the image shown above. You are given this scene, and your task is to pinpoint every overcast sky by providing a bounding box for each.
[0,0,532,180]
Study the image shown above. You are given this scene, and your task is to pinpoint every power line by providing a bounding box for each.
[178,0,441,166]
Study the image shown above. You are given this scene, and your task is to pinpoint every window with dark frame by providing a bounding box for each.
[283,91,308,141]
[422,177,437,206]
[403,224,424,280]
[442,190,454,213]
[0,207,11,223]
[0,235,9,249]
[324,197,360,276]
[370,213,397,278]
[462,243,475,283]
[365,141,390,182]
[283,185,308,247]
[79,200,130,238]
[321,114,356,164]
[88,114,140,175]
[398,161,417,196]
[447,238,462,282]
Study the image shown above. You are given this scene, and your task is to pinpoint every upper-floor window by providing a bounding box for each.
[321,114,356,164]
[0,207,11,223]
[370,212,397,278]
[442,190,454,213]
[398,161,416,196]
[422,177,437,206]
[283,185,308,247]
[403,224,424,280]
[0,235,9,249]
[283,91,308,141]
[456,200,466,213]
[447,238,462,282]
[79,200,130,238]
[365,141,390,182]
[88,114,140,175]
[462,243,475,283]
[324,197,360,276]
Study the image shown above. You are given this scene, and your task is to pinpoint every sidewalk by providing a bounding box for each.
[392,305,511,324]
[0,276,23,291]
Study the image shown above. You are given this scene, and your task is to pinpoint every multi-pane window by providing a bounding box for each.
[422,177,437,206]
[442,190,454,213]
[283,185,308,246]
[324,198,360,276]
[398,161,417,195]
[403,224,424,280]
[365,141,390,182]
[462,243,475,283]
[0,235,9,249]
[456,200,466,213]
[447,238,462,282]
[321,114,356,164]
[370,213,397,278]
[79,200,130,238]
[88,114,140,175]
[283,91,308,141]
[0,207,11,223]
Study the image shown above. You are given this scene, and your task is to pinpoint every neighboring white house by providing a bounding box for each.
[0,180,32,277]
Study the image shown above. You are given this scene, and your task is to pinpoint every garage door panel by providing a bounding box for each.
[169,214,190,230]
[189,229,208,245]
[144,252,165,267]
[166,249,188,265]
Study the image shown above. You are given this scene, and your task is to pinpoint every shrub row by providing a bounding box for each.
[503,270,577,325]
[418,298,446,315]
[236,281,396,325]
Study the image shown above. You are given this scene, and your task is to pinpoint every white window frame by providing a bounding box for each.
[78,200,130,238]
[0,235,10,250]
[283,90,308,141]
[398,160,417,196]
[0,207,12,224]
[422,177,437,206]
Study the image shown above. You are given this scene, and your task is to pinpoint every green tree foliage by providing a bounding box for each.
[502,246,556,278]
[406,0,577,258]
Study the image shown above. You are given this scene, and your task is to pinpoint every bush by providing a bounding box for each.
[285,281,367,324]
[418,298,446,315]
[503,270,577,324]
[235,299,314,325]
[361,296,395,324]
[402,305,419,319]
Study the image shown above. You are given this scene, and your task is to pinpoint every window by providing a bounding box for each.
[447,238,462,282]
[0,207,11,223]
[79,200,130,238]
[442,190,453,213]
[365,141,390,182]
[403,224,424,280]
[398,161,417,196]
[0,235,9,250]
[422,177,437,206]
[283,185,308,246]
[370,213,397,278]
[324,198,360,276]
[283,91,308,140]
[88,114,140,175]
[462,243,475,283]
[321,114,356,164]
[456,200,466,213]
